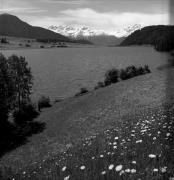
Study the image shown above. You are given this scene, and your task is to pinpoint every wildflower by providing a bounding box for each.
[92,157,95,160]
[108,164,114,170]
[23,171,26,175]
[153,137,156,140]
[64,175,70,180]
[115,137,119,140]
[80,166,86,170]
[131,169,136,173]
[119,170,125,176]
[148,154,156,158]
[62,166,67,171]
[161,167,167,173]
[101,171,106,175]
[136,140,142,143]
[100,155,104,158]
[125,169,130,173]
[153,168,158,172]
[167,133,171,137]
[115,165,123,172]
[113,142,117,145]
[132,161,136,164]
[113,146,117,149]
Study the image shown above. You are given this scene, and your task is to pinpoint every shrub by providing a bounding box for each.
[144,65,151,73]
[137,66,145,75]
[25,44,31,47]
[94,81,105,90]
[13,102,39,125]
[40,45,45,48]
[38,96,51,110]
[104,68,119,86]
[75,88,89,97]
[120,65,138,80]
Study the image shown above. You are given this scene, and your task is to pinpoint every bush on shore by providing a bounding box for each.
[13,102,39,125]
[75,88,89,97]
[104,68,119,86]
[38,96,51,110]
[95,65,151,90]
[94,82,105,90]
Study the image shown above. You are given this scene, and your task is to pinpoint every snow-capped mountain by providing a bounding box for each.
[48,24,145,38]
[48,25,106,38]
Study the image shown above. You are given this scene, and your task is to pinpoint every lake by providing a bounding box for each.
[2,46,169,101]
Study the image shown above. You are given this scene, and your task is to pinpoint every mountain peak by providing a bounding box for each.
[48,24,145,38]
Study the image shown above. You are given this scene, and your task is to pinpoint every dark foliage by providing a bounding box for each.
[120,65,150,80]
[0,54,15,123]
[0,37,8,43]
[104,68,119,86]
[75,88,89,97]
[144,65,151,73]
[94,65,151,90]
[0,120,45,158]
[120,25,174,52]
[0,53,45,157]
[13,102,39,125]
[8,55,33,110]
[40,45,45,48]
[38,96,51,110]
[94,81,105,90]
[25,44,31,47]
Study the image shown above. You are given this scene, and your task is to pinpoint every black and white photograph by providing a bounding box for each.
[0,0,174,179]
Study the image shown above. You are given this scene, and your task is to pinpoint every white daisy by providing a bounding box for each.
[108,164,114,170]
[131,169,136,173]
[148,154,156,158]
[115,165,123,172]
[62,166,67,171]
[64,175,70,180]
[80,166,86,170]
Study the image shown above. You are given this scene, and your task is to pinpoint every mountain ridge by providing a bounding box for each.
[48,24,144,38]
[120,25,174,51]
[0,13,70,41]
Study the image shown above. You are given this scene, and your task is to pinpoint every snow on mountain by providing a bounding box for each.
[48,24,145,38]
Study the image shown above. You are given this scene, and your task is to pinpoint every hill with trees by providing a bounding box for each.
[120,25,174,52]
[0,13,70,42]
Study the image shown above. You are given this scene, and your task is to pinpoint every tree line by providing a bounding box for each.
[120,25,174,52]
[0,53,33,124]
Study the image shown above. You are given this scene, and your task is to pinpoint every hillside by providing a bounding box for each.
[1,68,174,178]
[120,25,174,51]
[0,14,70,42]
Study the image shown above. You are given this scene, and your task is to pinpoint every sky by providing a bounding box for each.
[0,0,171,31]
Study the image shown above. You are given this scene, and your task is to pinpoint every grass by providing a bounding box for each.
[3,104,174,180]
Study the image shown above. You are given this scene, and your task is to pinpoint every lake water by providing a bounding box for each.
[2,46,169,101]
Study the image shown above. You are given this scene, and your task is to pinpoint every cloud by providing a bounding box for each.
[0,7,46,13]
[57,8,169,30]
[41,0,87,5]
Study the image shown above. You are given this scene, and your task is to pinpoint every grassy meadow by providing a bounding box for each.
[1,104,174,180]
